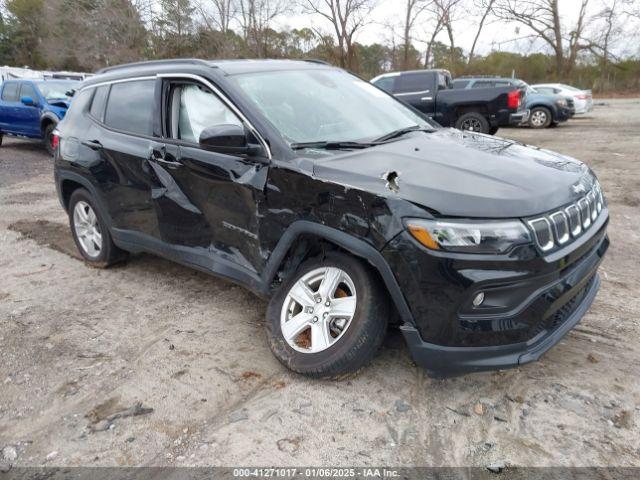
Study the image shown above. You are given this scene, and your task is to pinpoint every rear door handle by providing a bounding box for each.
[155,157,183,169]
[82,139,103,150]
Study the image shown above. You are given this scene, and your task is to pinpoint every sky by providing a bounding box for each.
[272,0,639,58]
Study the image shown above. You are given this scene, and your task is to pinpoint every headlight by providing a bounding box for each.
[405,218,531,254]
[556,99,567,107]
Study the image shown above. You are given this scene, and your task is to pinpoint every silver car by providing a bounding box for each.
[532,83,593,114]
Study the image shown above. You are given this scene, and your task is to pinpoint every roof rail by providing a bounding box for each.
[97,59,213,74]
[303,59,332,66]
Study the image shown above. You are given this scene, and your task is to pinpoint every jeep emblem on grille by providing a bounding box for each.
[572,183,587,194]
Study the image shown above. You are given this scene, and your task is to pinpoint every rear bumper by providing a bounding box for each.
[510,109,530,125]
[401,273,601,377]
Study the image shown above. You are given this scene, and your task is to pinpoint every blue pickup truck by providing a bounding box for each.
[0,79,79,154]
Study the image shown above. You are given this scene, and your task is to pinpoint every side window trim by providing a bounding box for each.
[161,79,242,146]
[157,73,271,159]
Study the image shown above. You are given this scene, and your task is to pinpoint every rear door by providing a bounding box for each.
[393,72,435,115]
[87,78,164,237]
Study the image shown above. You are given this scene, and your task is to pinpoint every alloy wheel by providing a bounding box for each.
[73,201,102,258]
[280,266,357,353]
[531,110,548,127]
[461,118,483,132]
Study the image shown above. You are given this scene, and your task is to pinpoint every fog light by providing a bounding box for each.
[473,292,485,307]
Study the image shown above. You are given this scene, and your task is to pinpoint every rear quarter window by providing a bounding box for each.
[104,80,155,136]
[89,85,110,121]
[1,82,20,102]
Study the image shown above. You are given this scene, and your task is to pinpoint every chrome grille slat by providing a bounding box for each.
[527,183,605,253]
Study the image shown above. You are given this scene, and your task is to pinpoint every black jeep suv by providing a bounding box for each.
[53,59,609,378]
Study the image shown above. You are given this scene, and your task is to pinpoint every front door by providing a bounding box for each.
[16,83,41,137]
[150,78,269,274]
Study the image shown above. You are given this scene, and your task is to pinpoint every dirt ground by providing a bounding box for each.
[1,100,639,469]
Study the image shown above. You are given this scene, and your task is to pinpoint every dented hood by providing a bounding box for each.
[311,128,593,218]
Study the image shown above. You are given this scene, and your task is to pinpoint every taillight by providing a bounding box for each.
[576,94,588,100]
[507,90,521,109]
[51,134,60,150]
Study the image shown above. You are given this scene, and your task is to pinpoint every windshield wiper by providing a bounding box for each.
[290,140,381,151]
[374,125,435,143]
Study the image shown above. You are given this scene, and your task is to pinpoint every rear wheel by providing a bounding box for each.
[455,112,490,134]
[68,189,127,267]
[44,123,56,156]
[266,252,388,379]
[529,107,552,128]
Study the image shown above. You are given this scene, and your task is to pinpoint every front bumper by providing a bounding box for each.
[401,273,600,377]
[383,215,609,377]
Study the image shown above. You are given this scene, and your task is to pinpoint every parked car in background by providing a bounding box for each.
[371,69,528,135]
[454,77,574,129]
[532,83,593,114]
[0,79,79,154]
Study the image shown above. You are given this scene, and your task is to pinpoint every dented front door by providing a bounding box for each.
[150,142,269,273]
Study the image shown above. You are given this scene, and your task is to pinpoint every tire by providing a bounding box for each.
[529,107,552,128]
[68,188,127,267]
[44,123,56,156]
[488,126,499,135]
[0,134,3,147]
[455,112,490,134]
[266,252,389,379]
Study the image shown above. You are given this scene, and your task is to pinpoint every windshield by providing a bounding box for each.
[231,69,434,144]
[37,81,79,100]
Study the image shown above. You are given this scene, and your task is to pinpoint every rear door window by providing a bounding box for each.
[104,80,155,136]
[396,73,428,94]
[373,76,396,93]
[452,80,469,89]
[1,82,20,102]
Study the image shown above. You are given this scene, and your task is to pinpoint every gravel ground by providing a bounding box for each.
[0,99,639,469]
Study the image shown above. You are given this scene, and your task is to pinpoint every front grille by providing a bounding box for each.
[527,182,605,253]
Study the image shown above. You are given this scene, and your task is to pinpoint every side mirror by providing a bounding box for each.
[21,96,37,107]
[199,124,262,156]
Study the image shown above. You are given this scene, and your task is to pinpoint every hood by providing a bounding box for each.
[311,128,594,218]
[47,98,71,109]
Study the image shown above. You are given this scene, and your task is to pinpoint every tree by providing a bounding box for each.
[3,0,47,68]
[401,0,431,69]
[238,0,287,57]
[490,0,592,77]
[302,0,377,70]
[468,0,495,64]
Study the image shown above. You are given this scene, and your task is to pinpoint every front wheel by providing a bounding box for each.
[266,252,388,379]
[455,112,490,134]
[529,107,552,128]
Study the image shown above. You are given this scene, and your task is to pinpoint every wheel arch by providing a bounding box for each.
[40,112,59,135]
[261,221,416,327]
